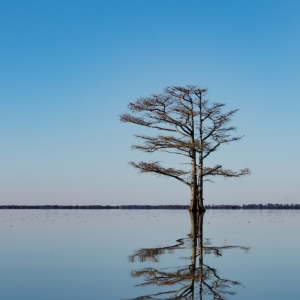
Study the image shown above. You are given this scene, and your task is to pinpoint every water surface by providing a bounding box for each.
[0,209,299,299]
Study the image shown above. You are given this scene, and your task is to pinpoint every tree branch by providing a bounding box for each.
[130,161,191,186]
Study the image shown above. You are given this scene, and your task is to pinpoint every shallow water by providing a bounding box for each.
[0,209,299,299]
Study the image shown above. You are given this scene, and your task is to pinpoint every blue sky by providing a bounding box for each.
[1,0,299,205]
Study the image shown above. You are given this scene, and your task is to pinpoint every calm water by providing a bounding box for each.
[0,209,299,299]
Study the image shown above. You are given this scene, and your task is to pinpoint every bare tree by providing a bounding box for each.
[120,86,250,211]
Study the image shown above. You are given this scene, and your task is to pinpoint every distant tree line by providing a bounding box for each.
[0,204,299,209]
[206,203,300,209]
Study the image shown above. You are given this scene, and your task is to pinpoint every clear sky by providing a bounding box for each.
[1,0,299,205]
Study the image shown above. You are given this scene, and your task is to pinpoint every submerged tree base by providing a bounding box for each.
[189,197,206,212]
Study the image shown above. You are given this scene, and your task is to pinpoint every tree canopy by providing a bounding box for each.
[120,85,250,211]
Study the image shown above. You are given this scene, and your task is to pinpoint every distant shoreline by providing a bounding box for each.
[0,204,299,210]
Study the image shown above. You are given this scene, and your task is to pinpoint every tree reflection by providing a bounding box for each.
[127,212,249,300]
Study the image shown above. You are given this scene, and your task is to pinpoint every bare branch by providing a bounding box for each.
[130,161,191,186]
[132,135,195,157]
[203,167,251,177]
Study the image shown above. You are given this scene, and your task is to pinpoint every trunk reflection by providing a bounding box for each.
[127,212,249,300]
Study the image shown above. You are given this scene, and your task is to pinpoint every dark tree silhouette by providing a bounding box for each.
[126,212,249,299]
[120,86,250,211]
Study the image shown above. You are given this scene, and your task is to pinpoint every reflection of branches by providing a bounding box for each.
[201,263,241,299]
[128,238,186,262]
[202,244,249,258]
[126,212,250,300]
[131,266,195,299]
[132,266,195,287]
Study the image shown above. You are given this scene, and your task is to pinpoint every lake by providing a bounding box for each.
[0,209,299,299]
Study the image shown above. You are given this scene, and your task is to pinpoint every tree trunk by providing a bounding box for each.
[197,187,206,212]
[189,186,197,211]
[197,93,206,212]
[189,151,198,211]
